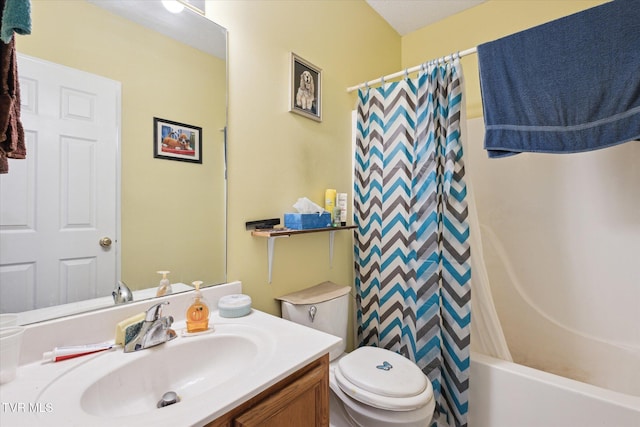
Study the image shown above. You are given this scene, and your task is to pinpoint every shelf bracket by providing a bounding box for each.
[267,235,289,283]
[329,230,336,268]
[251,225,355,283]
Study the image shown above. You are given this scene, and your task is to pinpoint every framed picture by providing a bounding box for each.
[289,52,322,122]
[153,117,202,164]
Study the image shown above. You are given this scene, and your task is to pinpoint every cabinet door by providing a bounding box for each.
[233,361,328,427]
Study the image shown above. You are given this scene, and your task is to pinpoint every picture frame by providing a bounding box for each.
[289,52,322,122]
[153,117,202,164]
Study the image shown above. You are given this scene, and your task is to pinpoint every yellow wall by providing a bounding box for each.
[401,0,608,118]
[211,0,609,323]
[210,0,610,350]
[19,1,227,288]
[209,0,399,332]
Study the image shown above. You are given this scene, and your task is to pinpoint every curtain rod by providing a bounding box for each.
[346,47,477,93]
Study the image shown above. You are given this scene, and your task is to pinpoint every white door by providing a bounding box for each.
[0,54,120,313]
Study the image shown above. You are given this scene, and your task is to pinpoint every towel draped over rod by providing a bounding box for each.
[346,46,477,93]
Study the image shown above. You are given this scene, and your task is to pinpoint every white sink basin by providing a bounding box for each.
[36,323,276,420]
[4,295,342,427]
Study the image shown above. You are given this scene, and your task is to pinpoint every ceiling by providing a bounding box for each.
[87,0,484,57]
[366,0,487,36]
[87,0,226,59]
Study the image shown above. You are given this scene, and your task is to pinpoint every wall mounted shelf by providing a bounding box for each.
[251,226,356,283]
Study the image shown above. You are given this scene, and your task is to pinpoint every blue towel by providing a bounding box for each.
[477,0,640,158]
[1,0,31,44]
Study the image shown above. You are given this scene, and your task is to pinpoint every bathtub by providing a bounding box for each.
[463,117,640,425]
[468,352,640,427]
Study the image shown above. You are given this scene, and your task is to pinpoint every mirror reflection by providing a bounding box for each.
[0,0,227,324]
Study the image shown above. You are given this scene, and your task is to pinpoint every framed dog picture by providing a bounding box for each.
[153,117,202,164]
[289,52,322,122]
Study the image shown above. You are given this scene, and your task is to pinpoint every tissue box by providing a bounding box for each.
[284,212,331,230]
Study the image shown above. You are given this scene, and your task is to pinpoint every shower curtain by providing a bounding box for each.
[354,59,470,427]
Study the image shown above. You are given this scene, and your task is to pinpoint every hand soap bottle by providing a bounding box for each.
[186,281,209,333]
[156,271,173,297]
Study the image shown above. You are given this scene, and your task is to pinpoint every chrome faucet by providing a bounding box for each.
[112,280,133,304]
[124,302,177,353]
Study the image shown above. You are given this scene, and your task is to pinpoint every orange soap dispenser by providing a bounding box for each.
[186,281,210,333]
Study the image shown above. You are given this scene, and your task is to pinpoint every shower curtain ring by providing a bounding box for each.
[404,68,409,79]
[380,76,385,85]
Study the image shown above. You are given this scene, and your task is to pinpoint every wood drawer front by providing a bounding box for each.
[205,355,329,427]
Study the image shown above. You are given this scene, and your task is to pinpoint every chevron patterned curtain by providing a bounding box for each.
[354,59,471,427]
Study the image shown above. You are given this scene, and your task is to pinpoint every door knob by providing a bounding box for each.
[100,237,112,248]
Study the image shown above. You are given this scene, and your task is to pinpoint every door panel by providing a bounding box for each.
[0,54,120,312]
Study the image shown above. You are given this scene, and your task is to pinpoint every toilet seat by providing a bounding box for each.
[334,346,434,411]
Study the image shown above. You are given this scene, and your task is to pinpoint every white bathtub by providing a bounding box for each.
[468,352,640,427]
[463,117,640,425]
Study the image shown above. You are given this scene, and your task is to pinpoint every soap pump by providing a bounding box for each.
[186,281,210,333]
[156,271,173,297]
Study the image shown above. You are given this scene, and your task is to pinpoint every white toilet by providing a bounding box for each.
[278,282,435,427]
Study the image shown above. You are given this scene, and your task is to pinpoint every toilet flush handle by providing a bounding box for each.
[308,305,317,322]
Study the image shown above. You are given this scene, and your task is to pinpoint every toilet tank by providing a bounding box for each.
[277,282,351,361]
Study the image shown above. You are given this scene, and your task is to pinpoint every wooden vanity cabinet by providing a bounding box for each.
[205,354,329,427]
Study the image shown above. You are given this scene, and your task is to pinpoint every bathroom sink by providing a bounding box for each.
[36,323,276,419]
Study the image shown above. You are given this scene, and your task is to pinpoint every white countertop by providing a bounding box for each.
[0,283,341,426]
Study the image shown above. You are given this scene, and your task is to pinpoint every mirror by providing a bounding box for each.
[0,0,227,324]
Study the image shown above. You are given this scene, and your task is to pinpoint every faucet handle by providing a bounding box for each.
[145,301,169,322]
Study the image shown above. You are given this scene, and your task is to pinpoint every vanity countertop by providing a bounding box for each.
[0,284,341,426]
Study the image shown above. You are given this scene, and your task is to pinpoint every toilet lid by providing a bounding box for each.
[335,346,433,411]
